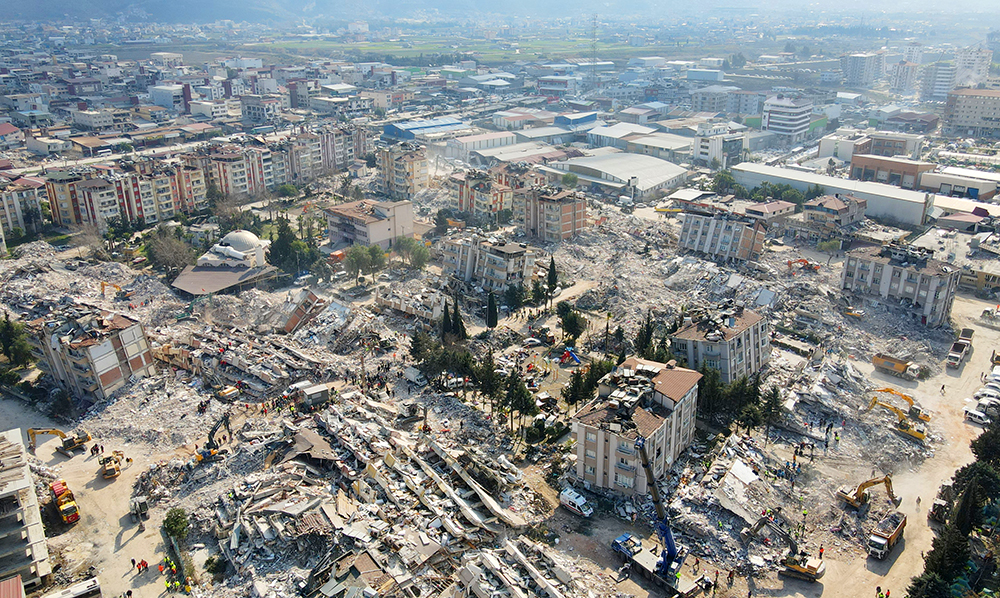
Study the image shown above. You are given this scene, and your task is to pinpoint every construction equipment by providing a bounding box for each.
[215,385,240,402]
[873,387,931,422]
[50,479,80,524]
[928,482,954,524]
[611,436,692,591]
[130,496,149,522]
[27,428,91,457]
[196,413,231,463]
[872,353,920,381]
[100,281,134,301]
[868,512,906,559]
[787,258,820,274]
[866,398,927,441]
[836,474,903,509]
[99,450,124,479]
[741,515,825,581]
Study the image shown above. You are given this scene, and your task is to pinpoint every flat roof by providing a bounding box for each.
[171,265,279,295]
[551,153,686,191]
[732,163,928,205]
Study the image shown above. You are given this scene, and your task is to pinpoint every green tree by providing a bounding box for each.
[953,460,1000,499]
[163,508,189,539]
[561,172,578,188]
[394,236,418,266]
[486,292,498,329]
[434,209,452,234]
[784,41,796,53]
[562,369,588,412]
[816,240,840,254]
[531,279,547,306]
[276,183,298,198]
[546,257,558,307]
[634,311,655,358]
[561,310,587,345]
[367,245,386,277]
[410,244,430,270]
[737,403,764,434]
[410,331,434,362]
[505,283,525,312]
[556,300,573,319]
[804,183,826,200]
[922,524,970,582]
[905,572,951,598]
[761,385,783,446]
[206,181,224,206]
[474,351,503,413]
[712,170,736,194]
[709,157,722,171]
[344,244,371,286]
[452,300,468,340]
[505,370,536,434]
[441,302,453,341]
[971,421,1000,466]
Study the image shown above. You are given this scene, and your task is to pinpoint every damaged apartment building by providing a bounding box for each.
[669,306,771,384]
[570,357,701,495]
[25,303,155,401]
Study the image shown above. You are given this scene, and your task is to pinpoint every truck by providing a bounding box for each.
[872,354,920,380]
[559,488,594,517]
[403,367,427,387]
[868,511,906,559]
[50,479,80,524]
[947,341,971,368]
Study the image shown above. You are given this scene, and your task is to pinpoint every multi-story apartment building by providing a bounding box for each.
[25,304,156,400]
[241,94,283,123]
[669,307,771,384]
[727,90,767,116]
[0,177,44,234]
[921,62,956,101]
[689,85,739,113]
[841,244,959,327]
[889,61,919,93]
[841,53,884,87]
[325,199,413,250]
[376,144,428,200]
[46,167,96,227]
[317,125,369,173]
[677,211,766,262]
[954,46,993,87]
[803,194,867,228]
[693,123,748,169]
[570,357,701,495]
[0,429,52,589]
[439,235,536,292]
[944,88,1000,138]
[454,170,512,221]
[520,187,589,242]
[288,133,321,182]
[762,96,814,142]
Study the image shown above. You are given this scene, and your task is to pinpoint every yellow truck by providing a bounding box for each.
[50,479,79,524]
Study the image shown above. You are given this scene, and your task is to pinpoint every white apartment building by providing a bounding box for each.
[762,96,814,142]
[439,236,536,292]
[944,88,1000,138]
[0,178,44,233]
[954,46,993,87]
[376,144,428,200]
[241,94,283,123]
[670,307,771,384]
[325,199,414,251]
[889,61,919,93]
[189,99,230,119]
[0,429,52,589]
[921,63,956,101]
[841,244,959,327]
[149,84,185,111]
[840,53,884,87]
[677,211,766,262]
[571,358,701,495]
[71,109,114,129]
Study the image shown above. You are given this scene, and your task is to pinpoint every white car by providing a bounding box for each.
[975,387,1000,400]
[523,338,543,347]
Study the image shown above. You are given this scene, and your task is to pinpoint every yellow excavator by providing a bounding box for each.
[836,474,903,509]
[100,281,133,301]
[741,515,825,581]
[99,450,124,479]
[866,398,927,441]
[873,387,931,422]
[27,428,91,457]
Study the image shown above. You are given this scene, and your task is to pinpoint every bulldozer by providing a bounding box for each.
[866,398,927,441]
[99,450,124,479]
[27,428,91,457]
[836,475,903,509]
[741,515,825,581]
[873,387,931,422]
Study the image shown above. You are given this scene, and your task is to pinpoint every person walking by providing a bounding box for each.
[131,559,136,569]
[819,546,824,559]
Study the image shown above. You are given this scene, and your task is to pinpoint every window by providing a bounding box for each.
[585,432,597,442]
[614,472,634,488]
[585,449,596,459]
[585,465,596,475]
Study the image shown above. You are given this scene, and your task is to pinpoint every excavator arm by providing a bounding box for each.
[27,428,67,449]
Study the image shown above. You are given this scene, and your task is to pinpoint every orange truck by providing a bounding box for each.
[50,479,80,524]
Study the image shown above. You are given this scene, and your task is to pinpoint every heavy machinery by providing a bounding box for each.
[873,387,931,422]
[611,436,695,593]
[787,259,820,274]
[99,450,124,479]
[99,281,134,301]
[866,398,927,441]
[27,428,91,457]
[868,512,906,559]
[50,479,79,524]
[928,482,955,524]
[196,413,231,463]
[741,515,825,581]
[130,496,149,522]
[836,475,903,509]
[872,353,920,381]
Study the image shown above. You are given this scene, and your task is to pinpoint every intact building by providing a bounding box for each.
[570,357,701,495]
[841,53,884,87]
[325,199,414,250]
[171,230,279,296]
[921,63,956,101]
[889,61,920,93]
[520,187,589,242]
[25,305,156,401]
[376,144,428,200]
[849,154,935,189]
[439,236,537,292]
[762,96,814,142]
[0,429,52,589]
[840,244,959,327]
[943,88,1000,138]
[670,307,771,384]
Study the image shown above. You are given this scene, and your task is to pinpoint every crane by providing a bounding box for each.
[873,387,931,422]
[634,435,680,579]
[836,475,903,509]
[743,515,826,581]
[27,428,91,457]
[866,398,927,441]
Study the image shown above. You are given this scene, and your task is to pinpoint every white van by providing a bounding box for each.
[964,408,992,425]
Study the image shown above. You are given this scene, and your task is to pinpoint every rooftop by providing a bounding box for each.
[909,228,1000,277]
[672,308,765,343]
[846,244,957,277]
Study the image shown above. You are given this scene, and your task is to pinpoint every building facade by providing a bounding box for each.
[520,187,589,242]
[454,170,513,221]
[803,194,867,227]
[849,154,935,189]
[841,53,884,87]
[762,96,814,142]
[439,236,536,292]
[0,429,52,589]
[840,244,959,327]
[570,358,701,495]
[26,305,156,400]
[943,88,1000,138]
[325,199,414,250]
[670,307,771,384]
[677,211,766,262]
[376,144,428,200]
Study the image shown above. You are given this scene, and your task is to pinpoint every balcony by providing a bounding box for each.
[616,444,635,456]
[615,461,636,472]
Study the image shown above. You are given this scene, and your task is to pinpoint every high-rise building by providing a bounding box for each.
[0,429,53,589]
[954,46,992,87]
[890,61,920,93]
[921,62,956,101]
[376,143,428,200]
[943,88,1000,138]
[762,96,814,142]
[840,53,884,87]
[669,307,771,384]
[454,170,512,221]
[902,42,923,65]
[520,187,589,242]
